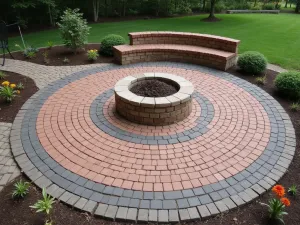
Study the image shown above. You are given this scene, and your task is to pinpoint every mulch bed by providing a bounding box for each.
[0,71,39,123]
[1,44,114,66]
[0,67,299,225]
[130,79,178,97]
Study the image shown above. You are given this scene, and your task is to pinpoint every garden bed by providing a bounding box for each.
[0,71,38,123]
[0,67,299,225]
[4,44,114,66]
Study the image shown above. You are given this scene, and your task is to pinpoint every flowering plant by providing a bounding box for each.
[0,81,20,102]
[87,49,99,61]
[261,185,291,224]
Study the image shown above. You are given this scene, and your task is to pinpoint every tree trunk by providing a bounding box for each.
[296,0,300,13]
[209,0,216,18]
[92,0,100,22]
[285,0,288,8]
[48,5,53,26]
[254,0,257,7]
[202,0,206,11]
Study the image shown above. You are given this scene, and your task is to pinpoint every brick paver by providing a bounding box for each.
[0,123,20,190]
[0,59,108,190]
[9,62,296,222]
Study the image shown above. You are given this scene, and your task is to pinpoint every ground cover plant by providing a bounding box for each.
[7,14,300,70]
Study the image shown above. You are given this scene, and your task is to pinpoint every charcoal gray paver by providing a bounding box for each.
[105,205,118,220]
[138,209,149,222]
[126,208,137,221]
[188,207,200,220]
[94,203,108,217]
[169,210,180,223]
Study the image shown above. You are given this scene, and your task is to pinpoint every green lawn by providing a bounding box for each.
[9,13,300,70]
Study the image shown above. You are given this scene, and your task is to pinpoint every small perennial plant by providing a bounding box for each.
[87,49,99,61]
[261,185,291,224]
[0,81,20,102]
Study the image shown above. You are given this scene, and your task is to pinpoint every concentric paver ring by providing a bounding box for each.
[10,62,296,222]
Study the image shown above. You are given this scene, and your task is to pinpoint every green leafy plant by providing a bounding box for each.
[12,180,31,198]
[100,34,126,56]
[42,50,50,65]
[63,57,70,64]
[262,3,275,10]
[87,49,99,61]
[0,81,20,103]
[275,71,300,100]
[0,71,7,80]
[16,82,24,90]
[290,103,300,112]
[255,76,266,85]
[261,185,291,224]
[288,184,297,196]
[57,8,90,53]
[30,188,55,225]
[46,41,54,49]
[16,45,38,59]
[237,51,267,74]
[250,5,261,10]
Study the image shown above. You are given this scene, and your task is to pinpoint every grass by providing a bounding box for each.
[9,13,300,70]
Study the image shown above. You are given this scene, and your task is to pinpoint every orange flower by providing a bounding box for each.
[272,185,285,197]
[280,197,291,207]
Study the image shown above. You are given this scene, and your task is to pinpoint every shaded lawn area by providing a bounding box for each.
[9,13,300,70]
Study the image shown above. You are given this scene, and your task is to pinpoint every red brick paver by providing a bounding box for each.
[36,67,271,191]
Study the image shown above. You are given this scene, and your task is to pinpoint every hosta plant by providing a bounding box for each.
[12,180,31,198]
[30,188,55,225]
[0,81,20,103]
[87,49,99,61]
[261,185,291,224]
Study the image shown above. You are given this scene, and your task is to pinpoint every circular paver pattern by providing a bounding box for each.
[11,63,296,222]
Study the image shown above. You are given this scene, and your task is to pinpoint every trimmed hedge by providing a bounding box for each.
[237,51,267,74]
[100,34,126,56]
[275,71,300,100]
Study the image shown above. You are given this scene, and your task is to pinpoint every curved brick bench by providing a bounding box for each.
[113,32,240,71]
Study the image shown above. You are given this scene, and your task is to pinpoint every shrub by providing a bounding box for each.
[87,49,99,61]
[275,3,281,10]
[262,3,275,10]
[57,8,90,53]
[227,2,250,10]
[100,34,126,56]
[176,3,193,14]
[237,51,267,74]
[275,71,300,100]
[205,1,227,13]
[12,180,31,198]
[250,5,261,10]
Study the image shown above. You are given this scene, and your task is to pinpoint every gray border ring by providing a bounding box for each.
[10,62,296,223]
[90,89,214,145]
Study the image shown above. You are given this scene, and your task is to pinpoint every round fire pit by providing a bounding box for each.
[114,73,194,126]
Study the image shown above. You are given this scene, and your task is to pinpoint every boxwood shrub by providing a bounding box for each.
[275,71,300,100]
[237,51,267,74]
[100,34,126,56]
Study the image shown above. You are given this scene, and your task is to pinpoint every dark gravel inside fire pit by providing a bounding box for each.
[130,79,178,97]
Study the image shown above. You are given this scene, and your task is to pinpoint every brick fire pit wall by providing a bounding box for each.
[114,73,194,126]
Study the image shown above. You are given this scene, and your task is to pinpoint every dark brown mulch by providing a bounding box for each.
[0,67,299,225]
[0,71,39,123]
[1,44,114,66]
[130,79,178,97]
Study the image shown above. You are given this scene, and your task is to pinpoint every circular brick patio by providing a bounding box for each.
[11,62,295,222]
